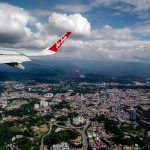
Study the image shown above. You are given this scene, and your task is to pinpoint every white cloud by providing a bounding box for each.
[54,0,115,13]
[55,25,150,61]
[124,0,150,11]
[132,25,150,36]
[93,0,116,6]
[55,3,92,13]
[54,0,150,24]
[93,0,150,12]
[104,0,150,22]
[0,3,34,25]
[0,10,26,43]
[37,13,91,36]
[92,25,133,40]
[0,3,150,62]
[0,3,35,43]
[31,9,52,17]
[0,3,91,49]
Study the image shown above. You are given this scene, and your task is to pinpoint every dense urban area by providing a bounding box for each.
[0,79,150,150]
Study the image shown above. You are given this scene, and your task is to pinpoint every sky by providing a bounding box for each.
[0,0,150,62]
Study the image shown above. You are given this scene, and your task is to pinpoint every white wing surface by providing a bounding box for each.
[0,32,71,69]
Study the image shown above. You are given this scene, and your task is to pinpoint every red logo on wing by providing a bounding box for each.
[49,32,71,52]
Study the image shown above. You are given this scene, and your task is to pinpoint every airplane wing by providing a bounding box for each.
[0,32,71,69]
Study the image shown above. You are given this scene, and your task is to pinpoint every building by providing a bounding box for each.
[80,94,86,101]
[34,104,40,109]
[130,108,136,120]
[147,131,150,137]
[1,101,7,108]
[52,142,70,150]
[72,116,86,126]
[133,144,141,150]
[40,100,49,107]
[44,93,53,98]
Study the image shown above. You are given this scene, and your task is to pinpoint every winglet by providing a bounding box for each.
[48,32,71,52]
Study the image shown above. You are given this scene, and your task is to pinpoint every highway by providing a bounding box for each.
[80,119,91,150]
[40,119,91,150]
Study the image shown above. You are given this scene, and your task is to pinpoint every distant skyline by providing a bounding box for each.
[0,0,150,61]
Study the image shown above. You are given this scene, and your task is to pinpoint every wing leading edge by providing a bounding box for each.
[24,32,71,57]
[0,32,71,69]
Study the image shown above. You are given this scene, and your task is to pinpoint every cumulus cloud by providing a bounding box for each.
[56,24,150,61]
[60,38,150,61]
[0,4,91,49]
[132,25,150,36]
[0,3,35,43]
[0,3,34,25]
[92,25,133,41]
[36,13,91,36]
[0,3,149,62]
[0,11,26,43]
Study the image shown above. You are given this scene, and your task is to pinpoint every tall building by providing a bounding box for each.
[130,108,136,120]
[147,131,150,137]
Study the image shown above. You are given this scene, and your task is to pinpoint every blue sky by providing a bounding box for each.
[0,0,150,61]
[0,0,143,28]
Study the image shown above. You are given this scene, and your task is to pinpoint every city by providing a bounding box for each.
[0,80,149,150]
[0,0,150,150]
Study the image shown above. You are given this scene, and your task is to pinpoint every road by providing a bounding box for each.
[40,122,52,150]
[67,118,90,150]
[41,119,91,150]
[81,119,91,150]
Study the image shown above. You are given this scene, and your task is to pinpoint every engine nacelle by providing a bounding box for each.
[6,62,25,70]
